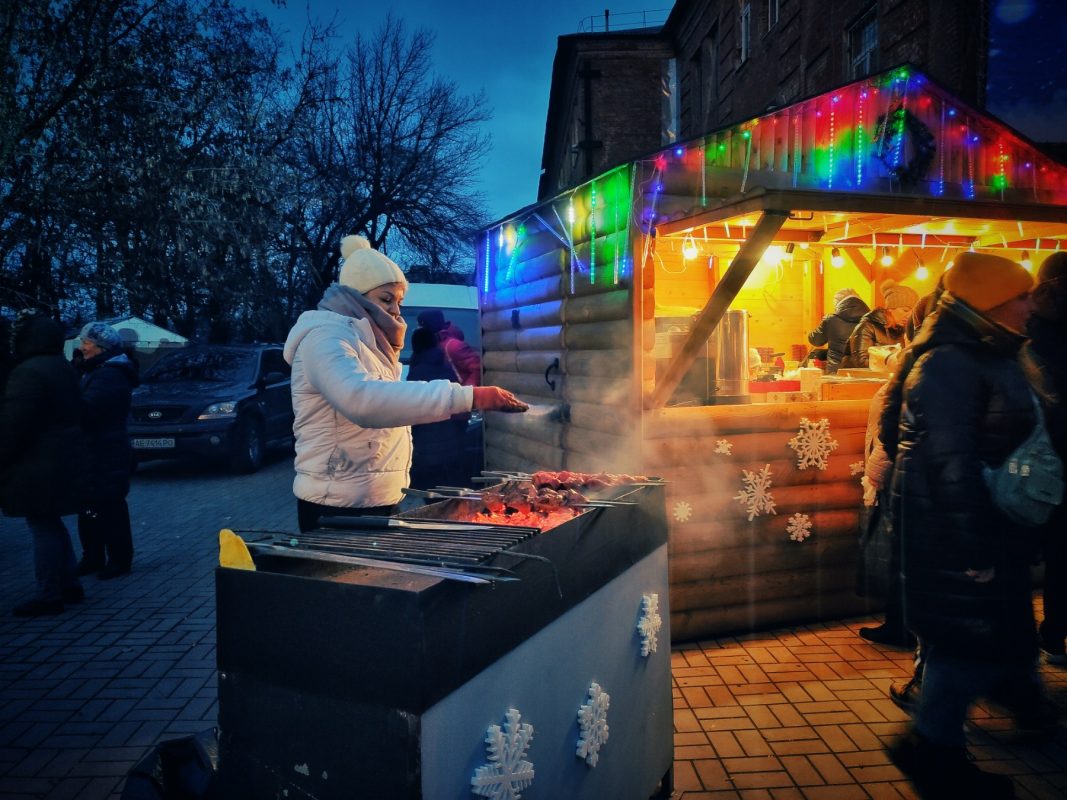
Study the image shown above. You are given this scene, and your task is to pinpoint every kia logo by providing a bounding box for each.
[148,410,162,419]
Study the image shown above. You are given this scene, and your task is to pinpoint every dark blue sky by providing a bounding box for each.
[245,1,670,221]
[987,0,1067,142]
[246,1,1065,223]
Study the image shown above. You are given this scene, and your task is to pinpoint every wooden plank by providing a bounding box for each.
[670,590,874,641]
[667,509,858,553]
[669,534,859,584]
[642,400,871,436]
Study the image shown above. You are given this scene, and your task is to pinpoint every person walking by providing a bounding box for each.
[1026,252,1067,665]
[0,311,87,616]
[284,235,527,532]
[808,288,869,373]
[416,308,482,386]
[882,253,1049,798]
[75,322,139,579]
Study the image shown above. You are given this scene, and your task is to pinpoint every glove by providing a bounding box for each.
[472,386,529,413]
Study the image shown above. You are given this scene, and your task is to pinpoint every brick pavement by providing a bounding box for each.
[0,455,1063,799]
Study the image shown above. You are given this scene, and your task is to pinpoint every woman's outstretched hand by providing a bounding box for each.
[473,386,529,413]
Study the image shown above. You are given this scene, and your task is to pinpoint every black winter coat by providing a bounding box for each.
[886,296,1038,662]
[843,308,905,368]
[808,296,870,372]
[80,348,139,499]
[406,347,466,467]
[0,316,87,517]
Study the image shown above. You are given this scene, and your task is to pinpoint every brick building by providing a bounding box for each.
[539,0,989,200]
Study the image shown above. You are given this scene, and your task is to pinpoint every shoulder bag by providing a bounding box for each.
[982,392,1064,527]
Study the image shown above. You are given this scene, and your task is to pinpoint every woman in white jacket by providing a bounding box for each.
[284,236,527,531]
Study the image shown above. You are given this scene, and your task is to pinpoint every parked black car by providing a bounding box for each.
[128,344,293,473]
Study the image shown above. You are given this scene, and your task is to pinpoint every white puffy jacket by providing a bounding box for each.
[283,309,473,508]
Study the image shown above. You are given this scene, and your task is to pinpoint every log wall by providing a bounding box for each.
[480,199,642,477]
[642,400,876,641]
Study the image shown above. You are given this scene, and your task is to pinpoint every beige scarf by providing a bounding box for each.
[318,283,407,367]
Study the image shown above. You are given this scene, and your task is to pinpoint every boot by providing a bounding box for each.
[859,623,916,648]
[12,598,65,617]
[889,730,1014,799]
[889,677,921,713]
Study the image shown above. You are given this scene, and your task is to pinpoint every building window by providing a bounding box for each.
[848,8,878,79]
[767,0,779,30]
[740,1,751,63]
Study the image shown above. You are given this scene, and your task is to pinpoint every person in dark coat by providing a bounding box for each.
[1026,252,1067,665]
[417,308,482,386]
[406,327,468,490]
[75,322,139,579]
[843,280,918,368]
[808,288,869,373]
[882,253,1047,798]
[0,311,87,616]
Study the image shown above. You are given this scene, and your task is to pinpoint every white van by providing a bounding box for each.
[399,283,480,370]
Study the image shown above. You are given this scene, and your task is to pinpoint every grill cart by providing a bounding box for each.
[216,479,672,799]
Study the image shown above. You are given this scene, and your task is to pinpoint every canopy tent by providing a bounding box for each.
[64,315,187,361]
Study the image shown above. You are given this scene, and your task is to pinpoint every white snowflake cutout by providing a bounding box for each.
[471,708,535,799]
[714,439,733,455]
[672,500,692,522]
[576,682,610,767]
[786,512,812,542]
[849,460,865,476]
[637,593,662,657]
[734,464,777,521]
[788,417,838,470]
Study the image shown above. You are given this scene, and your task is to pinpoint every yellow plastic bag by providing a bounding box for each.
[219,528,256,570]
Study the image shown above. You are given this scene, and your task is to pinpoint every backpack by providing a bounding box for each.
[982,393,1064,527]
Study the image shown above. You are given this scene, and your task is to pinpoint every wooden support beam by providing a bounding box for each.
[648,210,789,410]
[841,246,873,284]
[970,222,1067,248]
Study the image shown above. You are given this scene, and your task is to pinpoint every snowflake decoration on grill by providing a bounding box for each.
[637,593,662,657]
[786,512,813,542]
[849,460,865,476]
[576,682,610,767]
[788,417,838,470]
[672,500,693,522]
[735,464,777,520]
[714,439,733,455]
[471,708,535,799]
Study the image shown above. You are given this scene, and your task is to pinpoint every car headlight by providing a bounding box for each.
[198,401,238,420]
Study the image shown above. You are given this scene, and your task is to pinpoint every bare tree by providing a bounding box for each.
[286,14,490,305]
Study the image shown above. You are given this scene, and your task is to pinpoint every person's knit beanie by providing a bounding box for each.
[880,280,919,310]
[338,235,407,294]
[944,252,1033,311]
[1037,251,1067,284]
[79,322,122,350]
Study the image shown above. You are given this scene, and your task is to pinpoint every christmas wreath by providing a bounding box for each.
[873,105,937,187]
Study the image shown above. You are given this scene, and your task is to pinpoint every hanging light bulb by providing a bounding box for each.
[798,241,809,250]
[762,245,785,266]
[682,233,699,260]
[830,247,845,268]
[1021,250,1033,272]
[915,255,929,281]
[879,246,894,267]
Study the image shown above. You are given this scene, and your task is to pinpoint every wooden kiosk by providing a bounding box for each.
[475,67,1067,642]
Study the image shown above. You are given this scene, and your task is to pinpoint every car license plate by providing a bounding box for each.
[132,438,176,449]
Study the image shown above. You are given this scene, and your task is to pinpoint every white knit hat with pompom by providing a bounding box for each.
[338,235,407,293]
